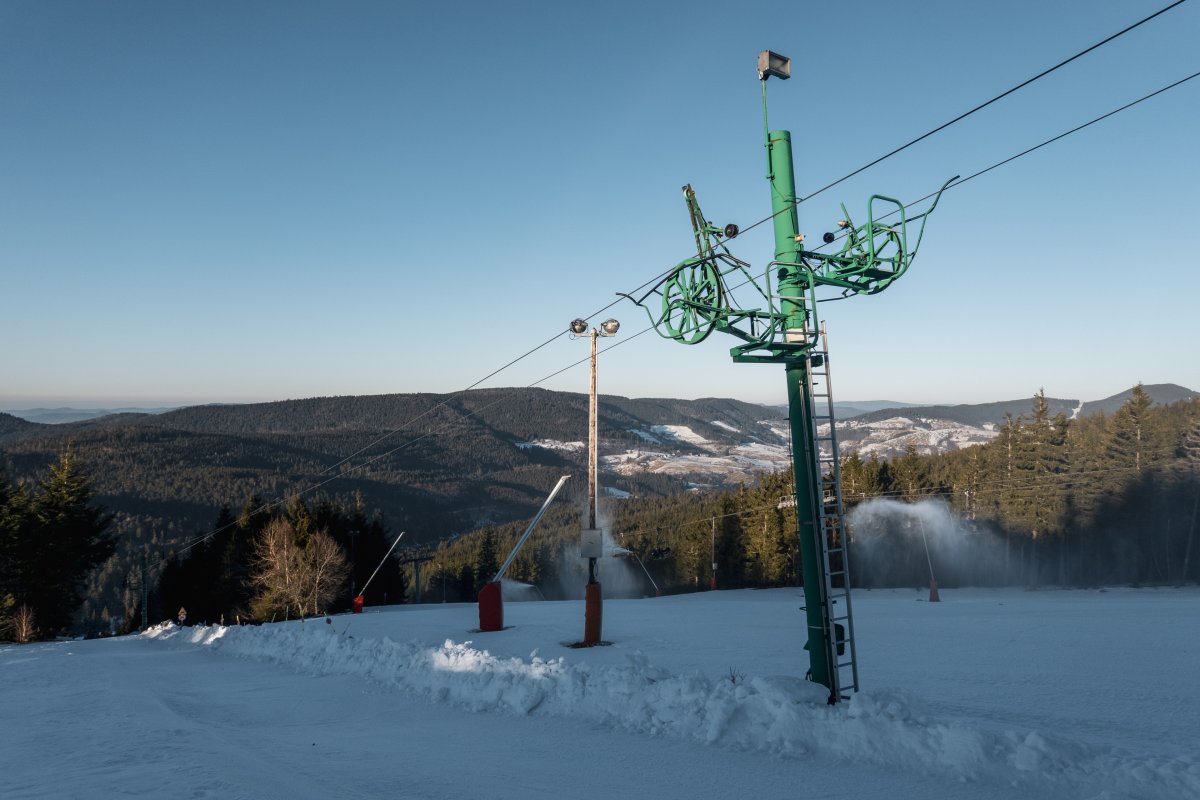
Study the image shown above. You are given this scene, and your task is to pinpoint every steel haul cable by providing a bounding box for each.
[164,47,1199,561]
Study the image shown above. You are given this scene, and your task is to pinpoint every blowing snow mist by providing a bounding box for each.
[848,498,1012,588]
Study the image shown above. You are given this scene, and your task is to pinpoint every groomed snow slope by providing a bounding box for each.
[2,588,1198,799]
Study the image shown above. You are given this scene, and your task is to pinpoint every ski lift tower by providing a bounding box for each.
[628,51,954,703]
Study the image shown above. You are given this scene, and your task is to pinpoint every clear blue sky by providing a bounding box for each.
[2,0,1197,409]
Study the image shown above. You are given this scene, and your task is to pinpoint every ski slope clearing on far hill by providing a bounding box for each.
[2,588,1198,799]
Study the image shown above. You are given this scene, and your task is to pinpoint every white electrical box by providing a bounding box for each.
[580,528,603,558]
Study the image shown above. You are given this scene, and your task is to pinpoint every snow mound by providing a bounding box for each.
[144,623,1199,799]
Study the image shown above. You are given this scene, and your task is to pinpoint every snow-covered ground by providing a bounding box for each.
[3,587,1198,799]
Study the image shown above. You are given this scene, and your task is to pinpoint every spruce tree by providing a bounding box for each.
[0,453,114,638]
[474,529,499,593]
[1178,412,1200,584]
[1108,384,1155,473]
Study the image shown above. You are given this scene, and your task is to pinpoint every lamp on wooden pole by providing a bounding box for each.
[571,317,619,645]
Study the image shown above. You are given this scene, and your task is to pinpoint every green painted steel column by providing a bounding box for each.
[768,128,835,692]
[786,363,832,690]
[767,130,806,331]
[767,131,799,250]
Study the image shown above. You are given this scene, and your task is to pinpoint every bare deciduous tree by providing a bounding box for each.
[251,519,349,619]
[3,603,39,644]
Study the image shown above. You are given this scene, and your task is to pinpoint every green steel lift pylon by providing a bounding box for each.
[628,50,954,703]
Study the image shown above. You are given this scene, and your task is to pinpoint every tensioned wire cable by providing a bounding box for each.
[165,61,1200,559]
[857,69,1200,230]
[171,329,657,557]
[716,67,1200,304]
[553,74,1200,543]
[730,0,1191,241]
[372,7,1195,558]
[239,3,1197,499]
[208,62,1200,556]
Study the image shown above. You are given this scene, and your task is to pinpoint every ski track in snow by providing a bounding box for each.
[145,622,1200,800]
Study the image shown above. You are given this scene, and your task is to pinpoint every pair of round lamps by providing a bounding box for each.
[569,319,619,336]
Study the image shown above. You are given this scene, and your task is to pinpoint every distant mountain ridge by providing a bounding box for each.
[835,384,1196,427]
[3,406,175,424]
[0,389,793,551]
[10,384,1194,431]
[2,383,1195,556]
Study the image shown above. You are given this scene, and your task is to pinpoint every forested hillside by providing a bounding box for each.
[0,389,783,635]
[5,386,1197,637]
[0,388,781,550]
[420,387,1200,599]
[840,383,1194,427]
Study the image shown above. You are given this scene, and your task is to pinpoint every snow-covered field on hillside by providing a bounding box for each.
[2,587,1198,799]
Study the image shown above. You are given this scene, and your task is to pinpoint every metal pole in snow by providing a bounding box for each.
[588,330,599,581]
[141,547,149,630]
[358,531,406,599]
[630,550,660,596]
[711,515,717,590]
[493,474,572,583]
[917,519,940,601]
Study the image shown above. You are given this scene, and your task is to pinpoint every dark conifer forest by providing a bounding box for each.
[420,388,1200,601]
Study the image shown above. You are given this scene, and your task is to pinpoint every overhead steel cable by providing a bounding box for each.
[259,29,1200,520]
[907,68,1200,202]
[730,0,1190,240]
[172,329,655,558]
[733,66,1200,296]
[165,29,1198,563]
[797,0,1189,202]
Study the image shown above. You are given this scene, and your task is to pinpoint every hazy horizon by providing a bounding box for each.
[3,380,1191,417]
[2,2,1197,414]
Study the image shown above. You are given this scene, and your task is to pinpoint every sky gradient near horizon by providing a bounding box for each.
[3,0,1198,409]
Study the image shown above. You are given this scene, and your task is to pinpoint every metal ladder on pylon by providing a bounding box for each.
[804,322,860,700]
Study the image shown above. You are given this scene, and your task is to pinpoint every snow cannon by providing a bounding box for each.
[478,581,503,631]
[609,545,661,597]
[476,475,571,633]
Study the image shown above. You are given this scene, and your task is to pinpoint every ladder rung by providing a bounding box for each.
[807,347,855,686]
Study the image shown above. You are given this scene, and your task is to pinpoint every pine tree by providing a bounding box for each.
[0,453,114,638]
[1178,411,1200,584]
[474,529,499,593]
[1108,384,1155,473]
[1011,390,1069,542]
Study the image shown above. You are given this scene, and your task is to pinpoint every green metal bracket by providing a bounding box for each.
[630,176,954,363]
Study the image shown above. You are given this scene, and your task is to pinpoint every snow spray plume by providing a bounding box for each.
[596,501,648,598]
[848,499,1008,588]
[499,578,543,602]
[549,491,645,599]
